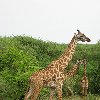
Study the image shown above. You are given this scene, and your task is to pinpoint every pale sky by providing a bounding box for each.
[0,0,100,44]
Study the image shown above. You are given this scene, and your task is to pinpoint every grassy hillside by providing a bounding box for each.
[0,36,100,100]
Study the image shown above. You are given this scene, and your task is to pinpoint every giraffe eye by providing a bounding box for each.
[80,36,84,38]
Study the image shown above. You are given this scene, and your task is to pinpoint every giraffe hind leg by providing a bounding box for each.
[24,84,34,100]
[30,84,43,100]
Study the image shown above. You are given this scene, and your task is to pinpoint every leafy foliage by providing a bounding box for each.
[0,36,100,100]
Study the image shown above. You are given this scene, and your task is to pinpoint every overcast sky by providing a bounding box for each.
[0,0,100,44]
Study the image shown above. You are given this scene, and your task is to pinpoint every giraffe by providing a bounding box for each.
[81,59,88,96]
[64,59,84,78]
[24,30,91,100]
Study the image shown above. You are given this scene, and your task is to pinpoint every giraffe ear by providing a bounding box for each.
[74,33,77,37]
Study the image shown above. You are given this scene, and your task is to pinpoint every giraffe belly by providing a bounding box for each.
[43,80,56,88]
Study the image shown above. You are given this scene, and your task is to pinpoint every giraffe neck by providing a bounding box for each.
[65,61,81,78]
[83,66,87,79]
[83,59,87,77]
[57,35,78,71]
[84,68,86,76]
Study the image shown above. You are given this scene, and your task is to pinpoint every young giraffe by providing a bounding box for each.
[65,59,84,78]
[81,59,88,96]
[24,30,91,100]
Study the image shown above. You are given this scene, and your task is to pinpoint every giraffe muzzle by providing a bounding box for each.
[86,37,91,42]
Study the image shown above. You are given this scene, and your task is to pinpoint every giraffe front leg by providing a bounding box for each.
[56,84,63,100]
[30,82,43,100]
[81,87,85,96]
[84,87,88,96]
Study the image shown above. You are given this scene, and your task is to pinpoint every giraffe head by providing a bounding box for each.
[74,30,91,42]
[76,59,84,65]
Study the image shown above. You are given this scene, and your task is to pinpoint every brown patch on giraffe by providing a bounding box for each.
[54,68,57,73]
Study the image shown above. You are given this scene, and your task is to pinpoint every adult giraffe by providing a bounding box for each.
[24,30,91,100]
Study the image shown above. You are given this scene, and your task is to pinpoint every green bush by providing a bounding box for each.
[0,36,100,99]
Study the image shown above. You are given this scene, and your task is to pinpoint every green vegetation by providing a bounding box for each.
[0,36,100,100]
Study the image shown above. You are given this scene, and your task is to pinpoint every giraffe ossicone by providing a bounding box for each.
[24,30,91,100]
